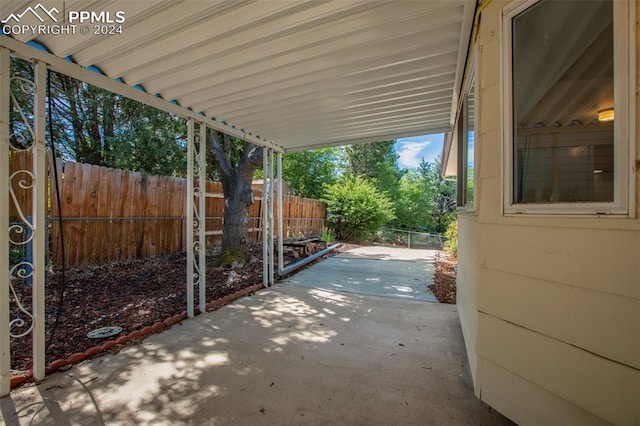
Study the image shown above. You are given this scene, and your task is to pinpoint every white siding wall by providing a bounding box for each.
[457,0,640,424]
[456,214,481,391]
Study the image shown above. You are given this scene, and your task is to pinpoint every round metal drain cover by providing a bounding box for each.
[87,326,123,339]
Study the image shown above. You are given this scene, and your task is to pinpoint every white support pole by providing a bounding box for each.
[186,119,195,318]
[0,47,11,396]
[277,152,284,275]
[262,148,269,288]
[198,123,206,314]
[32,61,46,382]
[268,149,275,286]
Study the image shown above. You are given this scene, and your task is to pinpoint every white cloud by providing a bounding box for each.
[397,140,431,169]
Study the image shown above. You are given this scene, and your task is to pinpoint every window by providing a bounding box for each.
[457,76,475,209]
[503,0,634,214]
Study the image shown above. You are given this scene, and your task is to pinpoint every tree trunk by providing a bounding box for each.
[219,177,254,266]
[209,132,263,267]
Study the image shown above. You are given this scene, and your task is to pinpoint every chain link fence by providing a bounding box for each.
[373,228,448,250]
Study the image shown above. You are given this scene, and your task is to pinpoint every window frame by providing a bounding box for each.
[501,0,635,216]
[457,60,477,211]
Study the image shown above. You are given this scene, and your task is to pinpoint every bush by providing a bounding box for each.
[323,175,395,241]
[320,227,336,243]
[444,219,458,257]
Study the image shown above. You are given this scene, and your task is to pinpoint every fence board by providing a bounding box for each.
[96,166,109,264]
[120,170,133,262]
[9,151,326,269]
[66,163,83,268]
[9,150,31,220]
[48,153,62,267]
[110,167,124,262]
[85,163,100,265]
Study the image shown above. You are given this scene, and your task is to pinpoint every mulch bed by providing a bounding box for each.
[429,251,457,304]
[8,242,446,387]
[9,244,348,377]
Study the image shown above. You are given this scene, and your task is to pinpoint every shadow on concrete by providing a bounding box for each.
[1,248,512,426]
[282,247,438,302]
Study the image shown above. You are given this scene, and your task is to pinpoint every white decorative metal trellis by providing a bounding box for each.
[262,146,275,287]
[1,50,47,394]
[0,42,281,396]
[185,122,277,317]
[186,119,209,318]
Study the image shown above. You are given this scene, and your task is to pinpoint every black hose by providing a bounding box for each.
[45,69,67,353]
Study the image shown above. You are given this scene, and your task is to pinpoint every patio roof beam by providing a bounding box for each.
[0,36,283,153]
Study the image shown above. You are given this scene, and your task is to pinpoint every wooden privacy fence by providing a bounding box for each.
[9,152,327,269]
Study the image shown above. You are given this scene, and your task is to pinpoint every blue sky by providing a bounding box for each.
[395,133,444,169]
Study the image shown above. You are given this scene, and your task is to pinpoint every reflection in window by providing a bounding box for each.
[512,0,613,203]
[457,76,475,209]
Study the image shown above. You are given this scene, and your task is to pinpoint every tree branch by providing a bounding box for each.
[222,133,232,160]
[208,130,234,179]
[243,141,263,170]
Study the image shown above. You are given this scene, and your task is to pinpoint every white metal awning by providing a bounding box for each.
[1,0,475,151]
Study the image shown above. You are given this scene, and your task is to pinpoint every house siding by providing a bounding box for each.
[456,214,481,391]
[457,0,640,424]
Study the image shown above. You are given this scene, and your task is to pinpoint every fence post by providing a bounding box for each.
[408,230,411,249]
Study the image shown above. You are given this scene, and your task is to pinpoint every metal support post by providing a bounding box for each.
[25,218,32,286]
[198,123,206,314]
[268,149,275,286]
[262,148,269,288]
[277,152,284,275]
[186,119,195,318]
[32,61,46,381]
[0,46,11,396]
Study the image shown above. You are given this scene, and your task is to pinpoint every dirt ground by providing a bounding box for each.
[430,251,457,304]
[9,243,450,375]
[8,244,361,374]
[8,250,250,373]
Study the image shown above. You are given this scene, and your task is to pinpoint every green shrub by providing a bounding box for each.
[444,219,458,257]
[323,175,395,241]
[320,227,336,243]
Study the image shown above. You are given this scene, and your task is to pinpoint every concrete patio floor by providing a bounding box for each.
[1,247,511,425]
[284,246,439,302]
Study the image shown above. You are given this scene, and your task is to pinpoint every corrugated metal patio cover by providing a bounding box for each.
[1,1,474,151]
